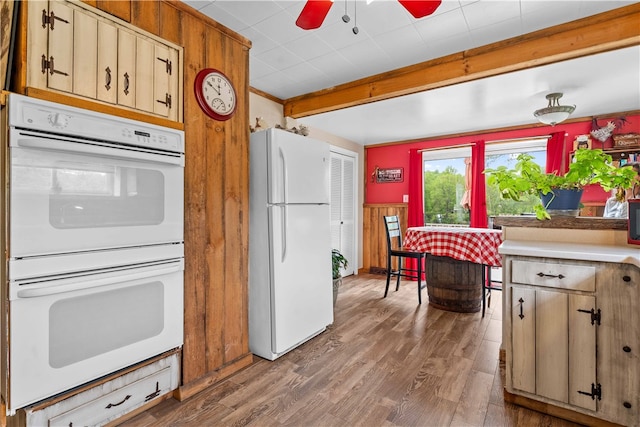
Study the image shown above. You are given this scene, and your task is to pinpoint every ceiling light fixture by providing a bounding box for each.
[533,92,576,126]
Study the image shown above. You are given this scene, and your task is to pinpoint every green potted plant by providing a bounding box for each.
[485,148,637,220]
[332,249,348,307]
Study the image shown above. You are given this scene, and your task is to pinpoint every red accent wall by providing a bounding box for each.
[365,115,640,205]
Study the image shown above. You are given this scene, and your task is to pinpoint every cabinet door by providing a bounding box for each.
[153,43,172,118]
[117,30,136,108]
[96,20,118,104]
[536,289,569,403]
[72,9,98,98]
[597,264,639,426]
[330,152,356,276]
[569,294,597,411]
[511,286,536,394]
[47,1,74,93]
[135,36,155,113]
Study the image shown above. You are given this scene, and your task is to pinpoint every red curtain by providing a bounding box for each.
[546,132,567,174]
[470,140,487,228]
[408,149,424,227]
[405,149,424,277]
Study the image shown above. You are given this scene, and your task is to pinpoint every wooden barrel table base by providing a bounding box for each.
[426,255,483,313]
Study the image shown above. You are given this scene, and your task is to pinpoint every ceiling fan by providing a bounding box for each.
[295,0,442,30]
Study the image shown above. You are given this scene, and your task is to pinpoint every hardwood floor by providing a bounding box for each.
[119,274,581,427]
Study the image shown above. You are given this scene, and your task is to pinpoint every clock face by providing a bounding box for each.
[194,69,237,120]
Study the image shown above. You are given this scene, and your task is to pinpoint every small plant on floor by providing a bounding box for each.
[332,249,348,280]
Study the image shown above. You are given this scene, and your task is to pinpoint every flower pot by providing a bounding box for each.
[332,277,341,307]
[540,188,583,216]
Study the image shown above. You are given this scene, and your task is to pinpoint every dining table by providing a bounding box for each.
[403,226,503,313]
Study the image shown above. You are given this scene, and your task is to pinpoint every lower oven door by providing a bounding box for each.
[9,128,184,258]
[6,258,184,413]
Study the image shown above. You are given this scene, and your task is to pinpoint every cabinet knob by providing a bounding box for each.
[623,346,632,353]
[624,401,632,409]
[623,275,631,282]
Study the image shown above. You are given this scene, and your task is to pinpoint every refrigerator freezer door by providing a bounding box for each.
[267,130,330,205]
[269,203,333,355]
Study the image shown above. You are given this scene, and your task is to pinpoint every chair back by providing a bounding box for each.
[383,215,403,250]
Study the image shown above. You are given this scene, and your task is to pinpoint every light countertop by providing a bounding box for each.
[499,240,640,267]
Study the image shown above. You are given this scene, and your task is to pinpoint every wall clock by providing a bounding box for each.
[194,68,237,121]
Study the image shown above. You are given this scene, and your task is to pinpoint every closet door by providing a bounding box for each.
[330,152,355,276]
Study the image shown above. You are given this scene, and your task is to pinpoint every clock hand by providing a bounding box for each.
[207,81,221,95]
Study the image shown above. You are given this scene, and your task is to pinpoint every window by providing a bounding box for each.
[422,138,547,225]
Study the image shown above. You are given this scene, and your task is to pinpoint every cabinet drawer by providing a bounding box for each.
[49,366,171,426]
[511,260,595,291]
[24,352,179,427]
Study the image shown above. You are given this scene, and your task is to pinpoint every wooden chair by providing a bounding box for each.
[482,265,502,317]
[383,215,428,304]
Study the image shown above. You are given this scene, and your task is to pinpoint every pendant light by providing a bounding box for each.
[533,93,576,126]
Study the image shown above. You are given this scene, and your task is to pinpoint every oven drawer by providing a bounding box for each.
[25,352,179,427]
[511,259,596,291]
[50,367,172,426]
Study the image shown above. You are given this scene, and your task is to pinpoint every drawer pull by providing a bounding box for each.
[123,73,130,95]
[624,401,632,409]
[623,346,632,353]
[105,394,131,409]
[537,272,565,279]
[105,67,112,90]
[623,275,631,282]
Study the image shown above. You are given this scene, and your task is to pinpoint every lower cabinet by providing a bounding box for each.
[20,352,180,427]
[504,256,639,426]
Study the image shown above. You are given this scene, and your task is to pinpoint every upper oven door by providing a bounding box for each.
[9,129,184,258]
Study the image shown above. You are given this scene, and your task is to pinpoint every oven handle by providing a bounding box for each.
[15,262,183,299]
[16,137,184,166]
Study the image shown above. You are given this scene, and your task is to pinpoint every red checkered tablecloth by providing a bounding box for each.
[404,226,503,267]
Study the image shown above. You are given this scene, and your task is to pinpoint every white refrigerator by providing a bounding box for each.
[249,128,333,360]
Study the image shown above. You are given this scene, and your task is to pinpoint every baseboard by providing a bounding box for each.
[503,388,623,427]
[175,353,254,401]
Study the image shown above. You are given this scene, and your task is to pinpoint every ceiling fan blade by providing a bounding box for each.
[296,0,334,30]
[397,0,442,18]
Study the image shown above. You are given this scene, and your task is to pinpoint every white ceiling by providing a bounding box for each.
[181,0,640,145]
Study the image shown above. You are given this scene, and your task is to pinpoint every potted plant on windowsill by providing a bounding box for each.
[332,249,348,307]
[484,148,637,220]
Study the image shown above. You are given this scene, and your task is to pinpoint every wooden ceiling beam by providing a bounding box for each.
[283,4,640,118]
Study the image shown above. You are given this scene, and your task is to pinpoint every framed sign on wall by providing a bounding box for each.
[375,167,404,183]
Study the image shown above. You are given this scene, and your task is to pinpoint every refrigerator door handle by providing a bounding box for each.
[278,147,288,204]
[281,205,288,262]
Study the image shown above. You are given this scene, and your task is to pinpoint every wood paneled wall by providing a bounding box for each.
[362,204,407,273]
[76,0,254,398]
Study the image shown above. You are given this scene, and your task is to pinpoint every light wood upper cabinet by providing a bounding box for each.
[134,35,154,113]
[117,29,136,109]
[72,8,98,98]
[44,1,74,93]
[96,21,118,104]
[26,0,182,123]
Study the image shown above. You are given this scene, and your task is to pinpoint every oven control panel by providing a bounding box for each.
[9,94,184,154]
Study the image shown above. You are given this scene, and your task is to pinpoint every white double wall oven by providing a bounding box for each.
[1,94,185,414]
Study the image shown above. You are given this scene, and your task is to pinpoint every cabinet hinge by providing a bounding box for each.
[578,383,602,400]
[145,381,161,401]
[41,9,69,31]
[577,308,601,325]
[157,57,173,75]
[157,93,172,109]
[41,55,69,76]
